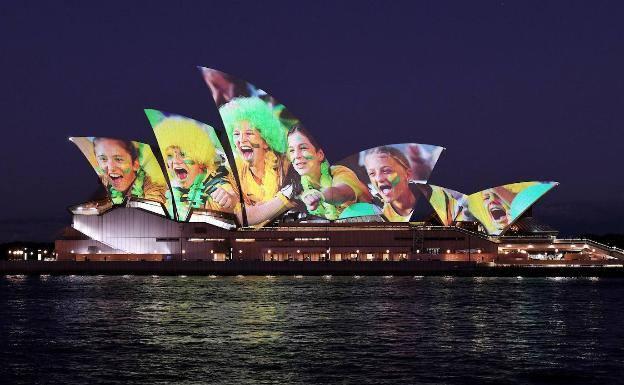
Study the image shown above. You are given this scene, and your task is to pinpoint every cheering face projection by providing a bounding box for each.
[350,143,443,185]
[286,126,373,220]
[466,181,558,235]
[232,120,270,166]
[364,150,412,204]
[482,188,512,229]
[218,96,289,217]
[287,130,324,179]
[337,143,444,222]
[202,67,325,226]
[95,138,139,192]
[70,137,168,206]
[166,146,204,189]
[146,110,240,221]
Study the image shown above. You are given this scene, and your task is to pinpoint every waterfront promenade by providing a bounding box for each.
[2,261,624,277]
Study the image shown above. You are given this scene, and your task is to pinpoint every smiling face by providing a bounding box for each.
[482,189,511,230]
[364,152,411,204]
[287,131,324,179]
[165,146,204,188]
[232,120,268,166]
[94,138,139,193]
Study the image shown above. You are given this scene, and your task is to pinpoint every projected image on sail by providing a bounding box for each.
[146,109,241,223]
[467,181,558,235]
[285,125,374,221]
[336,144,444,222]
[425,185,468,226]
[201,67,320,225]
[70,137,168,207]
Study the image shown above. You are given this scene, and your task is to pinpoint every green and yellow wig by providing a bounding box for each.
[219,96,287,154]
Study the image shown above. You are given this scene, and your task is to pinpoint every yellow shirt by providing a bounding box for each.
[305,165,373,216]
[142,175,167,204]
[383,203,412,222]
[203,173,241,214]
[235,151,284,206]
[329,165,373,209]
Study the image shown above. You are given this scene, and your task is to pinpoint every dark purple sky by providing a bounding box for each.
[1,1,622,241]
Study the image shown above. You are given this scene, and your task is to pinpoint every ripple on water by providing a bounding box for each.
[0,276,623,384]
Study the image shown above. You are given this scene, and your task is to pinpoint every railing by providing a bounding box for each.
[557,238,624,257]
[238,223,496,240]
[239,223,412,232]
[498,234,557,240]
[414,225,494,241]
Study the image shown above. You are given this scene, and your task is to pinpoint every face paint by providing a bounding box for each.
[250,142,261,148]
[287,131,323,178]
[94,138,137,193]
[389,172,400,187]
[166,146,203,189]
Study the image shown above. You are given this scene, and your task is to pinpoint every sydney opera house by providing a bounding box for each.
[54,68,624,265]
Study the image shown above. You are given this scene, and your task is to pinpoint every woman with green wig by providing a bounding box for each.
[93,137,167,205]
[219,97,294,225]
[153,117,240,221]
[286,125,372,220]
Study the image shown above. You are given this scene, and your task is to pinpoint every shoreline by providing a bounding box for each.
[2,261,624,277]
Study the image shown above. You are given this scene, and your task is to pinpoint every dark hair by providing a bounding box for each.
[93,137,138,161]
[287,124,323,153]
[286,124,326,198]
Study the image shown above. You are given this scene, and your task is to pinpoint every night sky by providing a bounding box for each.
[1,1,622,241]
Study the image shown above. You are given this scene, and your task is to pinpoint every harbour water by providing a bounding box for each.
[1,275,623,384]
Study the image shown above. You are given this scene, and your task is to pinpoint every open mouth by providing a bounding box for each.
[378,183,393,197]
[174,167,188,180]
[295,161,307,169]
[109,173,123,187]
[489,206,507,221]
[239,145,253,160]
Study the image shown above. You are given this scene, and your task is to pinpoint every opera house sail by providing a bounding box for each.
[59,67,622,265]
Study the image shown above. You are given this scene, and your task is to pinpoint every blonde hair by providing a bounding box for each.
[363,146,410,171]
[153,117,217,173]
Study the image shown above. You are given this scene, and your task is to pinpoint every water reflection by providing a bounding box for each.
[0,276,623,384]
